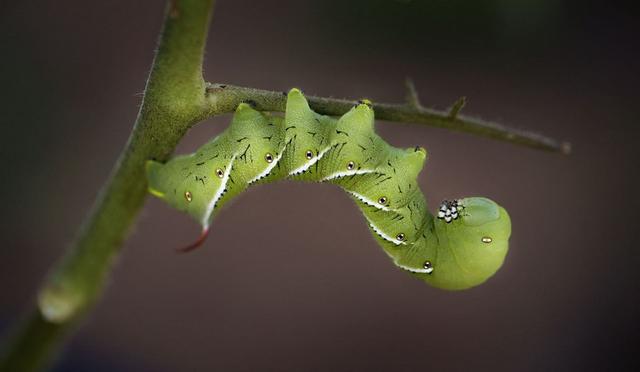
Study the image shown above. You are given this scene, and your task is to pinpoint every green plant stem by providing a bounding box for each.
[0,0,215,370]
[203,83,570,154]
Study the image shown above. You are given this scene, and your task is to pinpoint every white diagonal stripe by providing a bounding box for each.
[247,145,287,185]
[397,264,433,274]
[288,146,332,176]
[202,154,236,227]
[366,217,406,246]
[321,169,374,181]
[348,190,395,212]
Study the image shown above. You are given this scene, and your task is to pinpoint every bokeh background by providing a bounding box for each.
[1,0,637,371]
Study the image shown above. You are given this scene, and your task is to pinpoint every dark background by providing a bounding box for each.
[1,0,637,371]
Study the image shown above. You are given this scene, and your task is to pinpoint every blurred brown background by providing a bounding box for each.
[1,0,637,371]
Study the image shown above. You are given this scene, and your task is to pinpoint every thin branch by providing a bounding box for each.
[404,78,422,109]
[0,1,216,370]
[447,96,466,120]
[203,83,571,154]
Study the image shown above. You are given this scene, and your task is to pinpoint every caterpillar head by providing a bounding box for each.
[146,153,234,228]
[398,197,511,290]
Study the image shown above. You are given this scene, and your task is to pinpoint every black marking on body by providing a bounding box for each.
[307,131,317,137]
[407,203,421,231]
[236,137,248,143]
[263,135,273,141]
[195,175,206,185]
[358,143,367,151]
[285,126,296,131]
[374,176,392,186]
[196,161,206,166]
[334,142,347,158]
[238,144,251,163]
[391,214,404,221]
[336,129,349,136]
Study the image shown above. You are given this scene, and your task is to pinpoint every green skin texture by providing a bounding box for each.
[146,89,512,290]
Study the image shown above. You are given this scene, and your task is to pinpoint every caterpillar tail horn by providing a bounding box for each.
[177,228,211,253]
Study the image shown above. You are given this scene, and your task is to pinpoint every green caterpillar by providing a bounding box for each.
[146,89,511,290]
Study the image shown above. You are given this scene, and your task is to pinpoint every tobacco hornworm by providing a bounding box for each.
[146,89,511,290]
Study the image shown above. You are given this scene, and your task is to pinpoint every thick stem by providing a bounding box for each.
[203,83,570,154]
[0,1,215,370]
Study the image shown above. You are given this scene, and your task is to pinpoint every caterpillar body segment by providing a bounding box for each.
[146,89,511,290]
